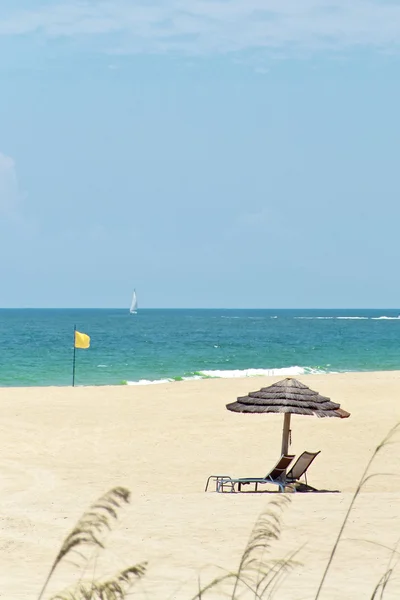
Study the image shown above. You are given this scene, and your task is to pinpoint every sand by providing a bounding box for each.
[1,371,400,599]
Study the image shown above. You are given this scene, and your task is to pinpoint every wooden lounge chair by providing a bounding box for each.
[205,454,295,493]
[286,450,320,487]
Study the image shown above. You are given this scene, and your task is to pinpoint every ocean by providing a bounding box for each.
[1,308,400,387]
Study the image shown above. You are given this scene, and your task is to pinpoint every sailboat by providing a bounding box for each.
[130,289,138,314]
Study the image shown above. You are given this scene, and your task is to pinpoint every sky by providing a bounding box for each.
[1,0,400,309]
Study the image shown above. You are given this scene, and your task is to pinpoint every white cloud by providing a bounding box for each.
[0,1,400,56]
[0,152,19,216]
[0,152,14,170]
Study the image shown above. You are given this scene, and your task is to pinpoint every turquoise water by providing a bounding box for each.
[1,308,400,387]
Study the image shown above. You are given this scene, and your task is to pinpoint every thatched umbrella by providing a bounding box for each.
[226,378,350,456]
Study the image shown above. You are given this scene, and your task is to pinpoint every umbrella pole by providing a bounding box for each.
[281,413,291,455]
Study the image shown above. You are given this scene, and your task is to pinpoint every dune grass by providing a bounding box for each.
[315,422,400,600]
[38,424,400,600]
[38,487,147,600]
[190,494,299,600]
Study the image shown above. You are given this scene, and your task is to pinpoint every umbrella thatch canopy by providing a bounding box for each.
[226,377,350,455]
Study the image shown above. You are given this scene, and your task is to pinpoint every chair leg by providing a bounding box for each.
[216,478,225,493]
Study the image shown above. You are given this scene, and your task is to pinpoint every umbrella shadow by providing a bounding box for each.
[294,482,341,494]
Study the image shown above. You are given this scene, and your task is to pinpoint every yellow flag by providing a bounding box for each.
[75,331,90,349]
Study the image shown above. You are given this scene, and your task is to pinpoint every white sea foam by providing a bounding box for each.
[246,316,278,320]
[125,365,326,385]
[296,315,400,320]
[295,316,368,320]
[127,378,173,386]
[127,375,205,385]
[295,317,334,319]
[371,316,400,320]
[336,316,368,320]
[199,366,324,378]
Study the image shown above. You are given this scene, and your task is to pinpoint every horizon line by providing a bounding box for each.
[0,307,399,311]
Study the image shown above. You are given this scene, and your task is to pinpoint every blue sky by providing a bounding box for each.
[1,1,400,308]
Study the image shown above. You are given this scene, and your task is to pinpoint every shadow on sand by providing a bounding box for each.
[294,482,341,493]
[237,483,341,494]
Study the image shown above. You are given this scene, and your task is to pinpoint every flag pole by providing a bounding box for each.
[72,325,76,387]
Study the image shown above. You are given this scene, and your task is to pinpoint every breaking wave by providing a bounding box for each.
[371,316,400,320]
[295,317,335,319]
[294,316,400,320]
[336,316,369,320]
[125,365,328,386]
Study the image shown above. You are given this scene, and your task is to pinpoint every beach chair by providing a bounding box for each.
[205,454,295,493]
[286,450,320,487]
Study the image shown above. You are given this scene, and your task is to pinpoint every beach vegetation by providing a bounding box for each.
[38,424,400,600]
[37,487,146,600]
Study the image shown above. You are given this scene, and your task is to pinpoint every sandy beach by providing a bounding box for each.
[1,371,400,599]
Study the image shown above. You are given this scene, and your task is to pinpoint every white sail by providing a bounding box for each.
[130,289,138,314]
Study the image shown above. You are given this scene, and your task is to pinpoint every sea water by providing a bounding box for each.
[0,308,400,387]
